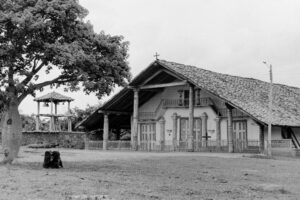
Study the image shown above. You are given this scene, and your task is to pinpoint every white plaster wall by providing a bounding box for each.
[136,86,262,145]
[246,118,260,140]
[219,118,260,142]
[161,85,189,99]
[139,86,218,113]
[163,107,218,142]
[220,119,228,141]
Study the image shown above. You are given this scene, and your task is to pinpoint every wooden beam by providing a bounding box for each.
[140,81,187,89]
[98,110,131,115]
[161,69,186,81]
[141,70,163,85]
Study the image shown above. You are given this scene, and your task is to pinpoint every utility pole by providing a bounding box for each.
[263,61,273,156]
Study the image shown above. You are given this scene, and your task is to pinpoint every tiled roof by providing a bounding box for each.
[34,91,74,102]
[158,60,300,126]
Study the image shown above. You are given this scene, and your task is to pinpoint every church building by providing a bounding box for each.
[78,60,300,154]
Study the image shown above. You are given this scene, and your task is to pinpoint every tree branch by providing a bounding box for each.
[19,61,46,86]
[17,75,77,103]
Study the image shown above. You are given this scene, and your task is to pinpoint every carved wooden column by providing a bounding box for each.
[226,104,234,153]
[259,124,265,153]
[215,116,221,150]
[132,88,139,151]
[103,113,109,150]
[159,117,165,151]
[36,101,40,131]
[201,112,208,148]
[172,113,178,151]
[187,85,194,151]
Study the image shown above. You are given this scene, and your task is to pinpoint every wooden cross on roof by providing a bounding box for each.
[154,52,160,60]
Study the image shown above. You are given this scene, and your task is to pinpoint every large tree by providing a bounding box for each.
[0,0,130,162]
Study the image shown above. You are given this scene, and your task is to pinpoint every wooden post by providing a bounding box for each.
[132,89,139,151]
[196,89,201,105]
[67,101,72,132]
[54,102,58,114]
[36,101,40,131]
[172,113,177,151]
[201,112,208,148]
[259,124,265,153]
[54,102,58,131]
[50,101,53,132]
[215,116,221,150]
[103,114,109,150]
[159,117,165,151]
[187,85,194,151]
[130,115,133,147]
[226,105,234,153]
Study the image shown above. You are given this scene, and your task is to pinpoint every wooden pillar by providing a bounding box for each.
[130,115,133,147]
[201,112,208,148]
[172,113,177,151]
[196,89,201,105]
[67,101,72,132]
[54,102,58,115]
[259,124,265,153]
[215,116,221,150]
[132,89,139,151]
[36,101,40,131]
[49,101,53,132]
[54,102,58,131]
[103,114,109,150]
[226,104,234,153]
[159,117,166,151]
[187,85,194,151]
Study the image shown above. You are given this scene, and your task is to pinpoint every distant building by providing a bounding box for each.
[78,60,300,154]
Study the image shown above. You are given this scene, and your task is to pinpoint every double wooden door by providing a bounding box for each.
[233,120,248,151]
[140,123,156,151]
[180,118,201,148]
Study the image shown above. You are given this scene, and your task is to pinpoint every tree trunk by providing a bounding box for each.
[1,103,22,163]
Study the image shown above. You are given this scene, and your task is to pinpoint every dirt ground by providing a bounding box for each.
[0,148,300,200]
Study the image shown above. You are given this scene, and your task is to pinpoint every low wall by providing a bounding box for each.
[22,131,86,149]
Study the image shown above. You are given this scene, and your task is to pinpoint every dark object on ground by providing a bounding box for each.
[43,151,63,168]
[28,143,59,149]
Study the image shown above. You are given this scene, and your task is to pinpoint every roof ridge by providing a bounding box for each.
[158,59,300,91]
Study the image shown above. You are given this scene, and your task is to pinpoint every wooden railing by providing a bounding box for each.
[139,112,156,120]
[163,97,213,108]
[271,139,292,148]
[218,108,248,117]
[86,140,131,150]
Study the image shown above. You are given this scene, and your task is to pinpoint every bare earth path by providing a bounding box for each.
[0,148,300,200]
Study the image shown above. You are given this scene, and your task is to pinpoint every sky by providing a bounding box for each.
[19,0,300,115]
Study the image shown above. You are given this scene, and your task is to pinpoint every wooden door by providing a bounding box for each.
[180,118,201,149]
[193,118,201,148]
[233,121,247,152]
[140,123,156,151]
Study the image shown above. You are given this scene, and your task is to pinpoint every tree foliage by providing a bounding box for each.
[0,0,130,109]
[71,103,100,128]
